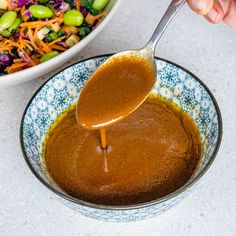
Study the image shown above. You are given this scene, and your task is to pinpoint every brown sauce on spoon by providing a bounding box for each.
[76,53,156,149]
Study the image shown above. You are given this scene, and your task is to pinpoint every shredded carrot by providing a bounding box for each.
[13,58,23,63]
[0,47,12,52]
[62,25,79,35]
[34,33,44,54]
[8,0,12,10]
[48,36,66,46]
[6,62,29,73]
[18,37,23,52]
[2,3,107,75]
[24,42,34,51]
[85,12,105,25]
[3,40,19,47]
[76,0,81,11]
[36,37,51,53]
[34,27,39,38]
[13,7,21,12]
[20,18,63,28]
[50,45,66,51]
[20,5,25,16]
[35,38,46,53]
[33,27,45,54]
[31,56,40,64]
[27,28,40,52]
[22,52,36,65]
[17,37,30,53]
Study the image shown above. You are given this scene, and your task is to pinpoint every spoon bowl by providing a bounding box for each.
[76,48,156,130]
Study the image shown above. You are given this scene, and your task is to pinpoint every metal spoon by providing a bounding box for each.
[77,0,186,130]
[114,0,187,76]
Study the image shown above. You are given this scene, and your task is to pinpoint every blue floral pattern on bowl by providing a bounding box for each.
[20,56,222,222]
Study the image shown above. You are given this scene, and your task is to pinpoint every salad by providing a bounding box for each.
[0,0,109,75]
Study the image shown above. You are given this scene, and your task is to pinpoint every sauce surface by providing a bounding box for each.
[76,52,156,130]
[44,96,201,206]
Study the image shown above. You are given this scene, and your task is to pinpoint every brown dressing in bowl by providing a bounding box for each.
[44,55,201,206]
[44,96,201,206]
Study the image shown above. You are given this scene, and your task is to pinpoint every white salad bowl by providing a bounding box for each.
[0,0,121,88]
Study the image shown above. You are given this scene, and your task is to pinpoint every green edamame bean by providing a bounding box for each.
[92,0,109,11]
[0,11,17,32]
[8,18,21,32]
[38,0,49,3]
[64,10,84,26]
[40,51,59,63]
[1,30,11,38]
[29,5,53,19]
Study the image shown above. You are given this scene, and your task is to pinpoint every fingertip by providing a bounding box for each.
[223,0,236,29]
[205,2,224,24]
[187,0,214,15]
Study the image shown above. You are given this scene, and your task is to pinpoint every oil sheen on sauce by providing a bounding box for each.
[44,95,201,206]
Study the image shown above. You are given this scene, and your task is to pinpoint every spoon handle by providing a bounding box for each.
[146,0,186,51]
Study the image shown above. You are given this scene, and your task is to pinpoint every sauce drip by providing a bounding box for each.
[77,53,156,151]
[99,128,107,149]
[44,96,201,206]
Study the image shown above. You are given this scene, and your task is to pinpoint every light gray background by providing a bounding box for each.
[0,0,236,235]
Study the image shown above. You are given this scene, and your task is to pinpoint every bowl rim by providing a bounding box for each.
[20,54,223,211]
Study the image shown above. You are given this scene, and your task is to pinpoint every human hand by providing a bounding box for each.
[187,0,236,28]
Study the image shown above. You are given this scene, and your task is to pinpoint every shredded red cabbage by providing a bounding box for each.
[13,33,20,39]
[58,42,68,48]
[19,52,30,62]
[26,1,34,7]
[0,53,13,70]
[80,7,88,16]
[25,10,32,18]
[57,2,71,13]
[18,0,27,7]
[22,35,30,40]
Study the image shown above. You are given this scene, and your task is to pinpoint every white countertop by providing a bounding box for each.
[0,0,236,235]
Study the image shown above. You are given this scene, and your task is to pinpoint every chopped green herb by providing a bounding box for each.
[78,24,91,38]
[80,0,99,15]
